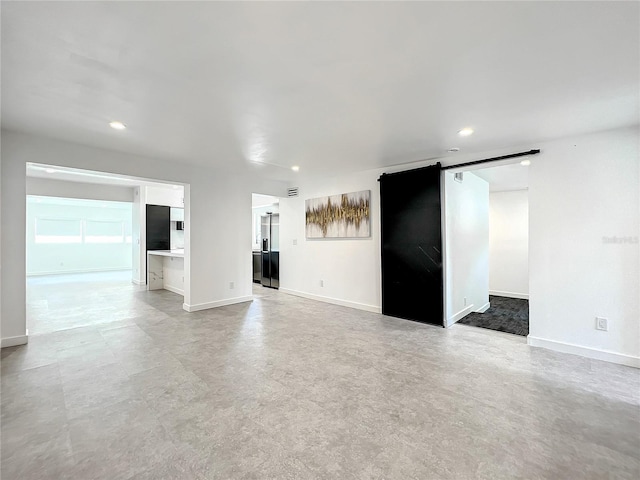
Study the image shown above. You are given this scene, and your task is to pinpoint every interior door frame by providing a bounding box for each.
[441,156,531,328]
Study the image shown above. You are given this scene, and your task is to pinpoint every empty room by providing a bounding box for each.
[1,1,638,479]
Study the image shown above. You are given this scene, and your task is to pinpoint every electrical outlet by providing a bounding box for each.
[320,280,324,287]
[595,317,608,331]
[229,281,234,289]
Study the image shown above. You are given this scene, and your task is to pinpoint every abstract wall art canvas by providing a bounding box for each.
[305,190,371,238]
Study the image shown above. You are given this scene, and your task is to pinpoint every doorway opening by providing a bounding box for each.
[25,163,187,334]
[251,194,280,293]
[443,161,529,336]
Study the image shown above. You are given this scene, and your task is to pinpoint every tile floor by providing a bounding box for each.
[25,270,148,334]
[1,274,639,479]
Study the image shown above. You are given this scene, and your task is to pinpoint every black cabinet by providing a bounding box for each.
[252,252,261,283]
[146,205,170,250]
[143,205,170,286]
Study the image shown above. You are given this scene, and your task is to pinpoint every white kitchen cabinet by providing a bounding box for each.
[147,250,184,295]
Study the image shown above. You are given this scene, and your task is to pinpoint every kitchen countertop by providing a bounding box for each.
[148,249,184,258]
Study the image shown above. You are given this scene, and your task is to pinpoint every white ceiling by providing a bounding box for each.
[2,2,638,181]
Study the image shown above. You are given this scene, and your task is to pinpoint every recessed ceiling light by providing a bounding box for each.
[45,168,56,173]
[109,121,127,130]
[447,147,460,153]
[520,159,531,166]
[458,127,474,137]
[291,165,300,172]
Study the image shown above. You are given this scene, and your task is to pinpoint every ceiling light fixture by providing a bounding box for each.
[45,168,56,173]
[109,121,127,130]
[447,148,460,153]
[458,127,474,137]
[520,159,531,166]
[291,165,300,172]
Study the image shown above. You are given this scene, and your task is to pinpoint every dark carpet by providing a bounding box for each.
[458,295,529,336]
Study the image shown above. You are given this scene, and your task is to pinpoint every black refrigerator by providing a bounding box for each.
[261,213,279,288]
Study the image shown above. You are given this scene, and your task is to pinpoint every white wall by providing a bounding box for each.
[279,167,491,320]
[26,197,132,275]
[2,127,638,366]
[279,127,638,366]
[146,185,183,208]
[26,177,134,203]
[1,138,26,344]
[1,130,286,345]
[132,186,146,284]
[163,256,184,295]
[0,148,3,346]
[528,127,639,366]
[280,170,382,312]
[444,172,490,326]
[489,190,529,298]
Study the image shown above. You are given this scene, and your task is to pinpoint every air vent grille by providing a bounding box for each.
[287,187,299,197]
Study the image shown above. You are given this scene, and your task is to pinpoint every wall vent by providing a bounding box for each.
[287,187,299,197]
[454,172,464,183]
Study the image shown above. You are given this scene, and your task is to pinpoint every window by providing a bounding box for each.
[84,220,125,244]
[35,218,82,244]
[124,220,133,244]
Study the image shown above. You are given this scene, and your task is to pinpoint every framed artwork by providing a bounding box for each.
[305,190,370,238]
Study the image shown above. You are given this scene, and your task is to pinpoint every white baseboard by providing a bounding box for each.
[446,304,474,327]
[164,284,184,296]
[27,267,132,277]
[279,288,382,314]
[183,295,253,312]
[490,290,529,300]
[132,278,145,286]
[527,335,640,368]
[475,302,491,313]
[1,334,29,348]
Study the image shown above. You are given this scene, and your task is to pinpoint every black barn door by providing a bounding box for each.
[380,164,443,325]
